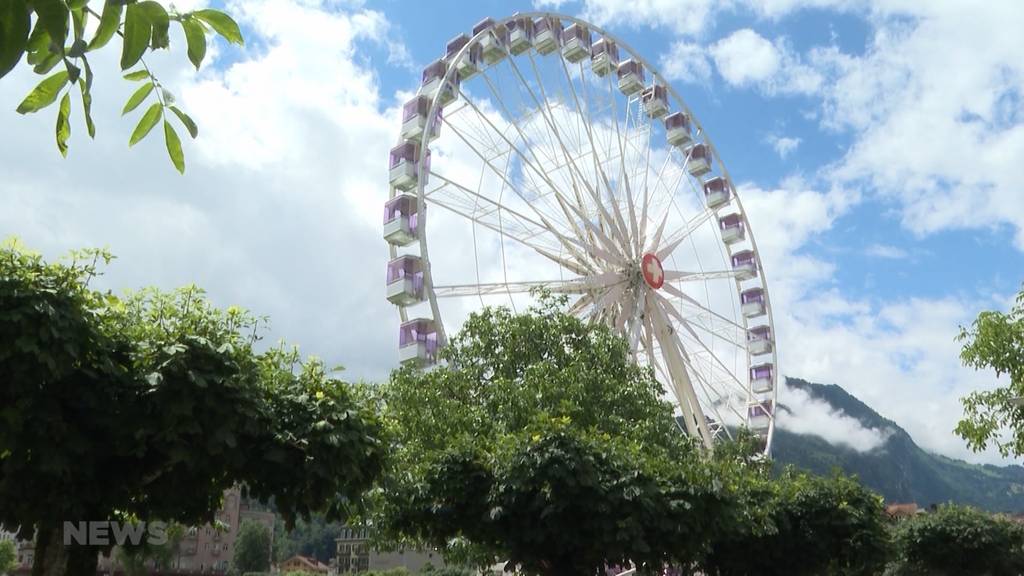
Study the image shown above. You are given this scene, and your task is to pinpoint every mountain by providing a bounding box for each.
[772,378,1024,512]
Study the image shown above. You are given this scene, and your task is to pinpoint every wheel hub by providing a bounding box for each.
[641,253,664,290]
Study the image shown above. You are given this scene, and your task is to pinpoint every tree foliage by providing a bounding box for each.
[0,540,16,575]
[0,240,386,576]
[375,297,728,576]
[889,504,1024,576]
[233,520,272,575]
[2,0,243,173]
[700,467,890,576]
[956,286,1024,457]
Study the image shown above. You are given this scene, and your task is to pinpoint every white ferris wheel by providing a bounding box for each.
[382,12,778,454]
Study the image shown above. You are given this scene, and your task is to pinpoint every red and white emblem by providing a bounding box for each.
[641,253,664,290]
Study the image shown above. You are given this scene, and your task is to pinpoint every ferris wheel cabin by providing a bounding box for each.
[741,287,766,318]
[389,141,429,191]
[401,96,441,143]
[533,17,562,54]
[686,143,712,177]
[719,213,746,244]
[751,364,775,395]
[665,112,692,147]
[748,325,773,357]
[473,18,508,64]
[748,400,773,428]
[507,15,534,55]
[617,59,645,96]
[642,85,669,119]
[399,318,438,367]
[703,176,730,209]
[420,59,458,108]
[386,255,425,306]
[383,194,419,246]
[562,23,591,63]
[590,38,619,77]
[731,249,758,281]
[446,34,481,81]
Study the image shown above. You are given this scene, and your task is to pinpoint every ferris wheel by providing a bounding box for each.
[382,12,778,454]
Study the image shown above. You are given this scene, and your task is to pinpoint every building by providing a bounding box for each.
[0,525,33,571]
[335,527,445,573]
[885,502,920,519]
[175,487,276,573]
[280,555,330,574]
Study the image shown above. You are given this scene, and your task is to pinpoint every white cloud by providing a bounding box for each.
[810,3,1024,248]
[710,29,781,86]
[659,41,712,84]
[865,243,908,259]
[780,381,893,451]
[765,134,802,158]
[709,29,823,95]
[0,0,408,381]
[575,0,723,36]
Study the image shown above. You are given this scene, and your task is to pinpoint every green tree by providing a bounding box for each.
[0,240,387,576]
[889,504,1024,576]
[232,521,272,575]
[115,522,185,576]
[1,0,243,173]
[273,515,343,564]
[375,297,727,576]
[0,540,17,576]
[700,468,890,576]
[956,286,1024,457]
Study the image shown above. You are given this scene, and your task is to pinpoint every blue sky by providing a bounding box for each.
[1,0,1023,463]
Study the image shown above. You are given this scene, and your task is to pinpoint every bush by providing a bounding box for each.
[889,504,1024,575]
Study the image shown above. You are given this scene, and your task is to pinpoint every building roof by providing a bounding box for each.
[281,555,330,573]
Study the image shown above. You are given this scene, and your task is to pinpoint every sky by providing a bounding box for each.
[1,0,1023,464]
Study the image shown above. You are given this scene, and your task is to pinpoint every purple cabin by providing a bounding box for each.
[385,255,424,306]
[749,400,773,420]
[719,213,745,244]
[421,59,447,86]
[731,249,757,280]
[703,176,730,208]
[383,194,419,246]
[399,318,438,366]
[401,96,441,142]
[590,37,619,76]
[665,111,692,147]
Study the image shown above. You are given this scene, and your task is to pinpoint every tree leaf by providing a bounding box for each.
[192,10,243,46]
[79,79,95,138]
[122,82,154,115]
[169,106,198,138]
[25,22,50,65]
[16,70,69,114]
[137,1,170,50]
[0,0,30,80]
[32,0,69,54]
[120,3,151,70]
[56,91,71,157]
[164,120,184,174]
[129,102,162,146]
[182,18,206,70]
[32,51,61,74]
[88,0,123,51]
[123,69,149,81]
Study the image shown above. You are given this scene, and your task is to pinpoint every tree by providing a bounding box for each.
[956,286,1024,457]
[232,521,272,575]
[889,504,1024,576]
[0,240,387,576]
[0,540,17,576]
[273,515,343,564]
[1,0,243,173]
[375,297,728,576]
[700,468,891,576]
[115,522,185,576]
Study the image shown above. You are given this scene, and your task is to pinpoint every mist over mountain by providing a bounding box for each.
[773,378,1024,512]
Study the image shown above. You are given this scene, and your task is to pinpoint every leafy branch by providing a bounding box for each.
[2,0,243,174]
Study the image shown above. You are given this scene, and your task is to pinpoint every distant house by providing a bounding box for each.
[886,502,920,518]
[280,555,330,574]
[335,526,445,573]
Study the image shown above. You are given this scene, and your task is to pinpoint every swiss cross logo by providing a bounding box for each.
[642,253,664,290]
